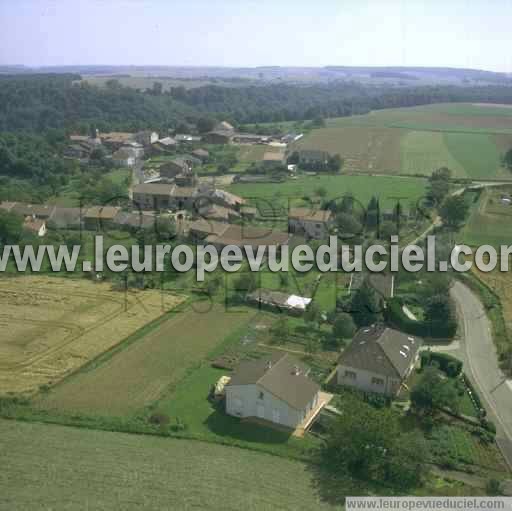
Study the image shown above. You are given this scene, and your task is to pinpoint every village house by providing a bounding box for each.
[192,148,209,162]
[288,207,333,239]
[298,150,330,167]
[100,132,135,150]
[214,121,235,133]
[47,207,83,230]
[204,223,290,253]
[83,206,121,231]
[159,158,191,180]
[198,204,240,222]
[112,147,138,167]
[225,352,327,430]
[349,272,395,301]
[337,324,422,397]
[112,210,156,231]
[155,136,177,150]
[132,183,176,210]
[23,216,47,237]
[134,130,159,147]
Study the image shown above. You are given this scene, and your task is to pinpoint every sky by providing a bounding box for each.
[1,0,511,72]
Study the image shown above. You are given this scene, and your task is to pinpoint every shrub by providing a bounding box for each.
[384,298,456,339]
[481,419,497,435]
[486,478,504,496]
[421,352,463,377]
[148,413,170,426]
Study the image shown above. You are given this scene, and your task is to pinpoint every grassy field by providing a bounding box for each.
[0,419,338,511]
[229,174,427,211]
[294,103,512,179]
[37,304,256,415]
[460,187,512,247]
[0,276,182,395]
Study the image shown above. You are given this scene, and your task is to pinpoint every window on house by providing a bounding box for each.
[371,377,384,386]
[344,370,357,380]
[258,391,264,400]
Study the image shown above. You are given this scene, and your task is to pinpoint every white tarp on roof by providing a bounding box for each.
[286,295,312,311]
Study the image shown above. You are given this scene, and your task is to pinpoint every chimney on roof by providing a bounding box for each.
[292,365,301,376]
[266,360,272,370]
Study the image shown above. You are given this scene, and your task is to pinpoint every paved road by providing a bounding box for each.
[451,281,512,469]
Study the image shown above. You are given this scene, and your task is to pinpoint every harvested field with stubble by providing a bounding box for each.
[0,419,338,511]
[0,276,184,395]
[37,304,256,416]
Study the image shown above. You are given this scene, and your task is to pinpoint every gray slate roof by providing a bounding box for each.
[228,352,320,410]
[338,324,422,379]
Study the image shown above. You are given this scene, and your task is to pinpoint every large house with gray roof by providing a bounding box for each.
[225,352,323,429]
[337,324,422,397]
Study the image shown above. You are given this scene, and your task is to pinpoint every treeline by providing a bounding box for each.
[3,74,512,132]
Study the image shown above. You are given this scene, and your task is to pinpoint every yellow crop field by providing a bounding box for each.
[0,276,184,395]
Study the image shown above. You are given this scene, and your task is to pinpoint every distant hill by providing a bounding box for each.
[1,65,509,85]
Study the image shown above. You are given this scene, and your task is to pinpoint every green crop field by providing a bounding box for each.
[294,103,512,179]
[37,305,256,416]
[0,419,338,511]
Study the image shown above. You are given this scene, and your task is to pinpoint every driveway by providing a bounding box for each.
[450,281,512,469]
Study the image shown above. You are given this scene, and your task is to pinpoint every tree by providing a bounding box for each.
[428,167,452,206]
[315,186,328,198]
[270,317,289,344]
[151,82,163,96]
[332,312,356,339]
[304,302,321,330]
[439,195,469,229]
[0,210,23,244]
[349,283,381,327]
[410,366,460,416]
[287,151,300,165]
[336,212,363,239]
[196,117,217,134]
[365,196,380,229]
[327,154,343,172]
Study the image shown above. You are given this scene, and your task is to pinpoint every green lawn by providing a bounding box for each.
[229,174,427,210]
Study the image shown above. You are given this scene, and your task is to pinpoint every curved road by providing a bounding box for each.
[451,281,512,469]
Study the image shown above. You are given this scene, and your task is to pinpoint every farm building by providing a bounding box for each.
[298,150,330,166]
[198,204,240,222]
[288,207,333,239]
[233,133,270,144]
[225,352,327,430]
[247,289,312,313]
[337,324,422,397]
[175,134,201,143]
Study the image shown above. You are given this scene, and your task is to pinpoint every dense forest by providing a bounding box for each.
[2,74,512,132]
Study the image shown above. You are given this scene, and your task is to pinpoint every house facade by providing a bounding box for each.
[288,207,333,239]
[337,324,422,397]
[225,353,321,429]
[132,183,175,210]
